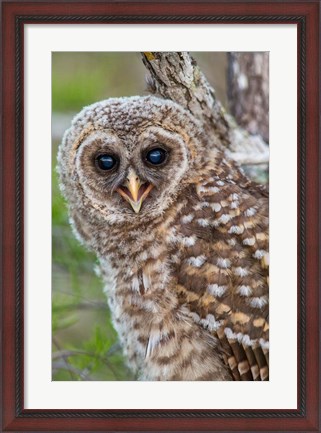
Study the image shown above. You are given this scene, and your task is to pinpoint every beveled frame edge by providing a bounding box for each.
[1,1,320,432]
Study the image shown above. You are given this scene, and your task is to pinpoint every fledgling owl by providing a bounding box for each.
[58,95,269,381]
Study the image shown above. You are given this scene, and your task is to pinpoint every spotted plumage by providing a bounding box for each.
[58,95,269,381]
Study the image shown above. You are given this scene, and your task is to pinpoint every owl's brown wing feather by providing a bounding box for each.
[174,171,269,380]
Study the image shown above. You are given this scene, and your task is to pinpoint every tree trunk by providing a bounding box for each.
[228,52,269,143]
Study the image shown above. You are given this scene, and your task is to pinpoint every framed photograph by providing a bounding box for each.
[1,1,320,432]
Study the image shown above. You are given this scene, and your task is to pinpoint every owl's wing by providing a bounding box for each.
[174,171,269,381]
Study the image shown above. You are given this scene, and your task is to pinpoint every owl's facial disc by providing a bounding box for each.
[116,168,153,213]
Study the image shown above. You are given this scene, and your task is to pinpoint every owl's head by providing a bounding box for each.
[58,96,212,231]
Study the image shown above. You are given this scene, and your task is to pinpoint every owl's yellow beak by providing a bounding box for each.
[116,169,153,213]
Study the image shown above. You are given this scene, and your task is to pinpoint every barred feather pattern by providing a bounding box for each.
[58,95,269,381]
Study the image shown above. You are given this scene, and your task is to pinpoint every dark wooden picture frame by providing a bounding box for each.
[1,1,320,431]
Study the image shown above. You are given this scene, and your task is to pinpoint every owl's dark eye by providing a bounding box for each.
[96,154,118,171]
[145,148,168,166]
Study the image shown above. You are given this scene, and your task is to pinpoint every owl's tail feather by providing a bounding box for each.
[216,327,269,381]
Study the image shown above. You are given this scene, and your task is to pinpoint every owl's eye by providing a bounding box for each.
[96,154,118,171]
[145,148,168,165]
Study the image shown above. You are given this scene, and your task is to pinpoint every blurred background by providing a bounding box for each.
[52,52,268,381]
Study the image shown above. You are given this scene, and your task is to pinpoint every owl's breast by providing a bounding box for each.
[100,249,231,380]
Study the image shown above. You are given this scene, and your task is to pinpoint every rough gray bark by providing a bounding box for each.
[228,52,269,143]
[141,52,269,168]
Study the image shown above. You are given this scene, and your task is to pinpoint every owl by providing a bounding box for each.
[58,95,269,381]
